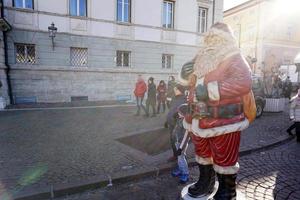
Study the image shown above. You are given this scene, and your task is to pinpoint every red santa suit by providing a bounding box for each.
[181,24,256,175]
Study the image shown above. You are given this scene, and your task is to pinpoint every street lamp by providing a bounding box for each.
[48,22,57,50]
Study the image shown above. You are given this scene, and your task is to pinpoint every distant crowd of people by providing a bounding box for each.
[270,75,293,99]
[133,74,177,117]
[133,74,190,183]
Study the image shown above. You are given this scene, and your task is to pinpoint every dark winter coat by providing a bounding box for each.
[157,84,167,101]
[283,79,292,97]
[167,80,176,99]
[147,83,157,103]
[167,94,186,127]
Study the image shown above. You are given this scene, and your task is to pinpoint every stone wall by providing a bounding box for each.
[7,30,198,103]
[0,31,10,105]
[9,69,178,103]
[0,68,9,104]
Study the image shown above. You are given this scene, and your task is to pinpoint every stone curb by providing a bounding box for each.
[1,104,136,112]
[13,134,295,200]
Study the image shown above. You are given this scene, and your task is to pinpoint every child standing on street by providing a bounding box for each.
[167,84,190,184]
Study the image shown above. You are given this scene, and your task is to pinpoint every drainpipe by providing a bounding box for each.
[1,0,13,104]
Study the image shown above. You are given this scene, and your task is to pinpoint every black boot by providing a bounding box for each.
[213,173,237,200]
[188,164,215,198]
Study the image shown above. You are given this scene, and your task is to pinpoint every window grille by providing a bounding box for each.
[162,54,173,69]
[16,44,36,64]
[116,51,131,67]
[70,47,88,67]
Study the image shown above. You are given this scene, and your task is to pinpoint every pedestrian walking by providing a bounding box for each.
[166,76,176,109]
[157,80,167,114]
[145,77,156,117]
[287,89,300,142]
[133,75,147,116]
[272,75,283,98]
[167,84,190,183]
[283,76,292,99]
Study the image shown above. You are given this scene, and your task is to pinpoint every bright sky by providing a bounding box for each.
[223,0,249,10]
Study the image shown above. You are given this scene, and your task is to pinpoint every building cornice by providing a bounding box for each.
[262,40,300,48]
[12,27,201,48]
[9,65,179,75]
[224,0,266,17]
[4,6,204,36]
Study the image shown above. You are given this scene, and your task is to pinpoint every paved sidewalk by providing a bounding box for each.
[0,105,292,199]
[54,139,300,200]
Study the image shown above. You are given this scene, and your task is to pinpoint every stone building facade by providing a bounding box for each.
[0,0,223,104]
[0,2,10,106]
[224,0,300,75]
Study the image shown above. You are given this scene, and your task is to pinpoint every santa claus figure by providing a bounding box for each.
[179,22,256,199]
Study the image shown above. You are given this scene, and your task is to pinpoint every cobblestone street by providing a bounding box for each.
[0,105,294,199]
[238,140,300,199]
[55,140,300,200]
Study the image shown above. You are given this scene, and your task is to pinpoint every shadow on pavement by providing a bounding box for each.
[117,128,171,156]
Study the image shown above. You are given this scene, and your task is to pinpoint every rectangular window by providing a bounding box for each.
[15,44,36,64]
[198,7,208,33]
[163,1,174,29]
[14,0,33,9]
[117,0,131,23]
[70,0,87,17]
[162,54,173,69]
[70,47,88,67]
[116,51,131,67]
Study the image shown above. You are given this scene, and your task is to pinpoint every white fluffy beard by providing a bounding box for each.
[193,28,240,79]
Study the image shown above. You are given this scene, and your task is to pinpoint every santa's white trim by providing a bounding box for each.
[207,81,220,101]
[213,163,239,174]
[191,118,249,138]
[183,119,192,131]
[195,155,213,165]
